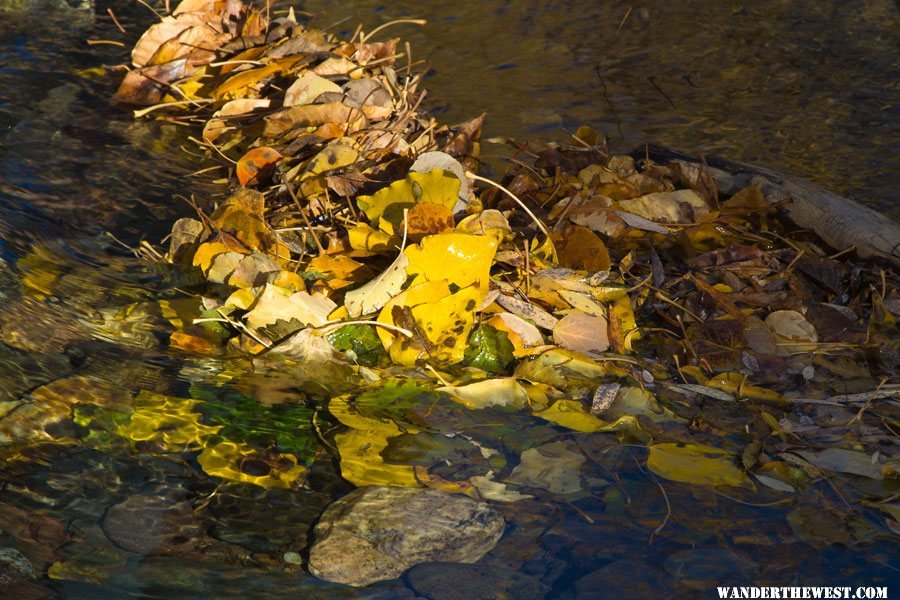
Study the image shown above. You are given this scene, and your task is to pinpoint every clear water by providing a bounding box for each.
[0,1,897,597]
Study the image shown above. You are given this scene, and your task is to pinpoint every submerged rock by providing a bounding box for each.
[308,486,505,587]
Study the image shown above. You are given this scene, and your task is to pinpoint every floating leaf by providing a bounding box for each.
[116,391,221,450]
[647,443,749,487]
[328,394,420,488]
[243,283,336,333]
[438,377,528,410]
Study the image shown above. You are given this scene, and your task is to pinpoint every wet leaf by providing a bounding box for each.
[116,391,222,450]
[198,441,306,489]
[243,283,336,332]
[328,394,420,488]
[438,377,528,410]
[647,443,749,487]
[765,310,819,353]
[326,324,386,366]
[507,441,585,495]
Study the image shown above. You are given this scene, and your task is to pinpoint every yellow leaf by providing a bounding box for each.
[534,400,646,438]
[438,377,529,409]
[485,312,545,357]
[214,55,303,100]
[192,241,248,274]
[608,294,640,353]
[514,348,629,388]
[404,232,498,301]
[647,443,749,487]
[347,223,395,253]
[377,281,480,366]
[357,170,460,228]
[553,310,610,354]
[243,283,337,332]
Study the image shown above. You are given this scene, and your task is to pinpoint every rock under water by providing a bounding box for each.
[308,486,505,587]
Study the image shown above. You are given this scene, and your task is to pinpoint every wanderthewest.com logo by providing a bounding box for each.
[716,587,888,599]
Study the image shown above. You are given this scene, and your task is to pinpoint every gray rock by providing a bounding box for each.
[308,486,505,587]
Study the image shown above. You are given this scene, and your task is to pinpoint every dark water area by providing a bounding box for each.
[0,0,897,598]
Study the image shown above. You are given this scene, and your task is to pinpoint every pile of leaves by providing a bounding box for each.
[112,0,898,531]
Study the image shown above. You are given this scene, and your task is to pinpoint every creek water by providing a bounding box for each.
[0,0,897,597]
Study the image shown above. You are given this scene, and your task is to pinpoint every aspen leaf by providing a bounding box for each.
[552,310,610,353]
[357,170,461,228]
[438,378,528,410]
[344,252,409,318]
[647,443,749,487]
[404,232,497,299]
[236,146,281,186]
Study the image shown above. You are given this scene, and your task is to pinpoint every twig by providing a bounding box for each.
[107,8,126,33]
[466,171,558,262]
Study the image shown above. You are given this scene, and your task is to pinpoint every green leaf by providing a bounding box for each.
[463,324,515,373]
[326,324,386,366]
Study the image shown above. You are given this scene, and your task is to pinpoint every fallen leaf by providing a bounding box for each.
[553,310,610,353]
[236,146,282,186]
[438,377,528,409]
[647,443,749,487]
[283,72,342,106]
[344,251,409,318]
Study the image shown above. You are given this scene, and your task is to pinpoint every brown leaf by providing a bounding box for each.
[553,226,611,272]
[263,103,367,137]
[406,202,455,242]
[553,310,610,354]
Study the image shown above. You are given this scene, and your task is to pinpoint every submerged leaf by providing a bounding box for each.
[647,443,749,487]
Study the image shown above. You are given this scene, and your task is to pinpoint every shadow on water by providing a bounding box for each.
[0,0,897,598]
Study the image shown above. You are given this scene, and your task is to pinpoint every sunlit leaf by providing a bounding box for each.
[357,170,461,228]
[236,146,282,186]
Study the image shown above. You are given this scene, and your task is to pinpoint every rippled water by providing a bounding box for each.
[0,1,897,597]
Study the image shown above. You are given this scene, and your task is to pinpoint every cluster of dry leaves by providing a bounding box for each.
[112,0,898,530]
